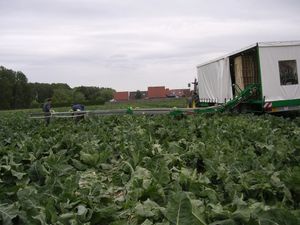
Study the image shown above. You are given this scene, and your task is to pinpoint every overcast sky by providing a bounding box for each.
[0,0,300,91]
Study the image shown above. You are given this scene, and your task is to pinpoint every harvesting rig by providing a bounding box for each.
[30,41,300,119]
[192,41,300,113]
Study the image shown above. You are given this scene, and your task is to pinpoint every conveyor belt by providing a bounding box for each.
[29,107,219,119]
[29,84,259,119]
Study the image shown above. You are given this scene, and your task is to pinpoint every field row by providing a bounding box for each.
[0,112,299,224]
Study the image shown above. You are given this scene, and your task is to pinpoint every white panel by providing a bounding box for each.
[258,41,300,47]
[197,57,233,103]
[259,46,300,102]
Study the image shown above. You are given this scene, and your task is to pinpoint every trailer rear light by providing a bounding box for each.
[264,102,272,111]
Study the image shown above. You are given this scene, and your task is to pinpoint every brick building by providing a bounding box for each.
[129,91,148,100]
[114,86,190,101]
[166,89,191,98]
[113,91,129,101]
[147,86,166,99]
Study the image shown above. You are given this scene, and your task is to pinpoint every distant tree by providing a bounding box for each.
[98,88,115,102]
[72,91,86,103]
[95,96,105,105]
[0,66,115,109]
[0,66,14,109]
[52,88,73,105]
[12,72,31,108]
[29,83,54,103]
[135,90,142,99]
[30,82,71,105]
[74,86,115,104]
[74,86,100,101]
[30,100,40,108]
[51,83,71,90]
[0,66,32,109]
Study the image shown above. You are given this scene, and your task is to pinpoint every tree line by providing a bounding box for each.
[0,66,115,110]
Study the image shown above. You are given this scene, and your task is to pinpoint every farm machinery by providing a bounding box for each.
[29,82,259,120]
[192,41,300,113]
[30,41,300,120]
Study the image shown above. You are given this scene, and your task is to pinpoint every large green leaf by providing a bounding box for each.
[0,203,19,225]
[166,192,206,225]
[256,208,300,225]
[135,199,165,221]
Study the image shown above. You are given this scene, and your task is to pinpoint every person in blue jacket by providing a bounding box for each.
[72,104,85,111]
[71,103,85,122]
[42,98,52,125]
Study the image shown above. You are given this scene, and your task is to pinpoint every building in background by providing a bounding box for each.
[113,91,129,101]
[113,86,190,101]
[147,86,166,99]
[166,89,191,98]
[129,91,147,100]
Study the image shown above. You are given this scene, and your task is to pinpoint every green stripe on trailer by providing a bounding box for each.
[271,99,300,107]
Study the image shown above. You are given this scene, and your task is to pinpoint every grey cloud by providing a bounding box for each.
[0,0,300,90]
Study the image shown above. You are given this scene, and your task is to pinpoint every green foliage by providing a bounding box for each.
[72,91,86,103]
[52,88,73,105]
[74,86,115,104]
[0,66,115,109]
[30,100,40,108]
[29,82,54,104]
[0,113,299,224]
[51,83,72,90]
[166,192,206,225]
[135,90,143,99]
[0,66,31,109]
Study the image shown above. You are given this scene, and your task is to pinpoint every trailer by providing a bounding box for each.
[196,41,300,113]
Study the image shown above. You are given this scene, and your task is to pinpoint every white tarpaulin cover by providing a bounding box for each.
[259,45,300,102]
[197,57,233,103]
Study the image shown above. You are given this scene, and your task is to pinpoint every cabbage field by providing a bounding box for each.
[0,112,299,225]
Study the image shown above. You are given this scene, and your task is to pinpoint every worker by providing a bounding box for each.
[71,103,85,122]
[72,103,85,111]
[192,91,199,108]
[42,98,52,126]
[187,91,199,108]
